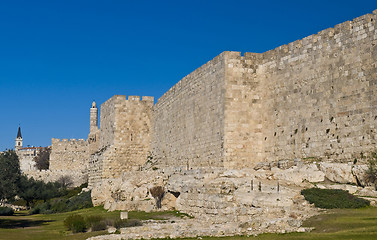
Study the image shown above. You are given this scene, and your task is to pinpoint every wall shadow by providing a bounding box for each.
[0,219,54,229]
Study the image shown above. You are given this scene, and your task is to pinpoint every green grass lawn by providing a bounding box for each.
[0,207,115,240]
[2,207,377,240]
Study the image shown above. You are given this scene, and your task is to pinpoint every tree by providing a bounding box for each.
[34,147,51,170]
[18,176,63,207]
[17,176,37,207]
[57,175,73,189]
[149,186,165,209]
[0,150,21,203]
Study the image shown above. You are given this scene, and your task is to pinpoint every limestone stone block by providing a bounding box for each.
[351,164,369,186]
[120,212,128,219]
[161,192,177,210]
[358,187,377,197]
[319,162,354,184]
[273,164,325,184]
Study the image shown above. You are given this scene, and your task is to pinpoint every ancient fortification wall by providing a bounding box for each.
[43,11,377,233]
[151,53,226,169]
[150,10,377,170]
[223,52,264,168]
[73,9,377,238]
[258,11,377,163]
[24,169,88,187]
[88,95,153,187]
[50,138,89,171]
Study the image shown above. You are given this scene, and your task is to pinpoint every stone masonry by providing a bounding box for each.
[88,95,154,187]
[151,10,377,169]
[50,138,89,172]
[46,9,377,237]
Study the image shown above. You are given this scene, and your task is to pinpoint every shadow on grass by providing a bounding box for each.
[0,219,54,229]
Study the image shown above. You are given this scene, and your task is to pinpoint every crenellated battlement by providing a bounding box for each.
[51,138,87,145]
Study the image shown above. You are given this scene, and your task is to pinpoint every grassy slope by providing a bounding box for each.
[0,207,190,240]
[1,207,377,240]
[0,207,117,240]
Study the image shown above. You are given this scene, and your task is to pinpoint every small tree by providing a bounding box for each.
[365,152,377,190]
[57,175,73,189]
[0,150,21,203]
[18,176,37,208]
[34,147,50,170]
[149,186,165,209]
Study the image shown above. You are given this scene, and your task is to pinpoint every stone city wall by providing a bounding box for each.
[152,53,227,169]
[24,169,87,187]
[50,138,89,172]
[257,10,377,163]
[151,10,377,170]
[223,52,264,168]
[88,95,153,187]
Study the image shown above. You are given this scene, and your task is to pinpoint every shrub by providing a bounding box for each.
[0,207,14,216]
[86,215,103,225]
[64,215,86,233]
[301,188,370,209]
[86,215,106,231]
[30,190,93,214]
[57,175,73,189]
[113,219,142,229]
[91,221,107,231]
[10,198,27,207]
[66,191,93,211]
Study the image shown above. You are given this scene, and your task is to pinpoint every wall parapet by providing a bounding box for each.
[259,9,376,64]
[51,138,87,146]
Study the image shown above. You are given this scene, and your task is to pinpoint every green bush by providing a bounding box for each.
[301,188,370,209]
[66,191,93,211]
[10,198,27,207]
[113,219,142,229]
[64,215,86,233]
[30,190,93,214]
[0,207,14,216]
[86,215,106,231]
[91,221,107,231]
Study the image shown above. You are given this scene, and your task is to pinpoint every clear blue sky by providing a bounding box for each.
[0,0,376,150]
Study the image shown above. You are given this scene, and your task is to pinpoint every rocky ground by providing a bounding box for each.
[88,159,377,239]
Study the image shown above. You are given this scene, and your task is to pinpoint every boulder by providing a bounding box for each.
[161,192,177,210]
[273,164,325,184]
[351,164,369,186]
[358,187,377,197]
[319,162,354,184]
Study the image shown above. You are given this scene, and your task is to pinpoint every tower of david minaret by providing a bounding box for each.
[88,101,99,154]
[90,101,98,133]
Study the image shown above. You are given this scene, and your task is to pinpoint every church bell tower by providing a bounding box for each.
[15,126,23,150]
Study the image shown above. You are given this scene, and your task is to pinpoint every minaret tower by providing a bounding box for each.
[88,101,99,154]
[90,101,98,133]
[15,126,23,150]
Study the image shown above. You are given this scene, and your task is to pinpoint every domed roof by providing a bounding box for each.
[92,101,97,108]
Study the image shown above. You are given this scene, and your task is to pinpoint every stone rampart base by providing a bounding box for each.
[24,169,88,187]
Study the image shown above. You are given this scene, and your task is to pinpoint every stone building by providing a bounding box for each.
[14,126,89,186]
[15,126,43,172]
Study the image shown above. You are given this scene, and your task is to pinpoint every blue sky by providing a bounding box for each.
[0,0,376,150]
